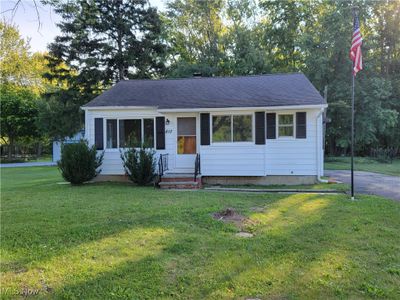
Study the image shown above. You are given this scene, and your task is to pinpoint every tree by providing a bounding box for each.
[40,0,165,139]
[223,0,269,75]
[0,22,34,87]
[48,0,165,86]
[165,0,227,77]
[0,85,39,158]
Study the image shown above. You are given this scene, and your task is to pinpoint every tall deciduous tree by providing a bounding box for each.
[0,22,49,93]
[0,85,39,158]
[165,0,227,77]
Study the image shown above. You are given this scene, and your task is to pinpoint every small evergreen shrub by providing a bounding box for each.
[370,147,398,163]
[120,145,156,185]
[58,140,104,184]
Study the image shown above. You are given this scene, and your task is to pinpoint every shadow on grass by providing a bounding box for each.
[2,183,399,299]
[31,194,337,299]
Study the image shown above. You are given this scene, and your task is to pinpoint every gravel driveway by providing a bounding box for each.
[325,170,400,201]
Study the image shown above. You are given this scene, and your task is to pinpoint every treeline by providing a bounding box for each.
[1,0,399,158]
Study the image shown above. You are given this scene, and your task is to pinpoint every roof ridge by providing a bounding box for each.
[119,72,304,83]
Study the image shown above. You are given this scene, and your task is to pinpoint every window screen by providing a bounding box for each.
[143,119,155,147]
[119,119,141,147]
[106,119,117,148]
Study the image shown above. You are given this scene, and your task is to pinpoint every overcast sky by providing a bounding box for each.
[1,0,166,53]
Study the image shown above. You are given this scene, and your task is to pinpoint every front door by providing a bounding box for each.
[175,117,197,171]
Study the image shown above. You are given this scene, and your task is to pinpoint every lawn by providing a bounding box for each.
[1,167,400,299]
[0,154,53,164]
[325,156,400,176]
[217,183,349,192]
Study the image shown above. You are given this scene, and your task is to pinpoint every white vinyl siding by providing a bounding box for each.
[85,108,170,175]
[85,107,323,176]
[265,109,319,175]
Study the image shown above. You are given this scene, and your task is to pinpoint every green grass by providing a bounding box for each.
[217,183,349,192]
[325,156,400,176]
[1,167,400,299]
[0,154,52,164]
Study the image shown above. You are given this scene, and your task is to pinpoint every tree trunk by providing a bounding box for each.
[7,138,14,160]
[37,142,42,158]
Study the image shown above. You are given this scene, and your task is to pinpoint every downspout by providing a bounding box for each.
[316,108,328,183]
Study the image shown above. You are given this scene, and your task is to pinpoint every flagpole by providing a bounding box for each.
[351,66,355,200]
[350,6,357,201]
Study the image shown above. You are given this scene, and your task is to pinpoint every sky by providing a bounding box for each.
[0,0,166,53]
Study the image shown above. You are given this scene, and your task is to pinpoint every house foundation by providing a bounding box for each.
[202,175,318,186]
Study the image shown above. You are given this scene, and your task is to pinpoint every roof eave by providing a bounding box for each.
[81,104,327,112]
[157,104,328,113]
[81,105,158,111]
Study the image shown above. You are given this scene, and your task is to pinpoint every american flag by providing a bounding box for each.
[350,12,363,76]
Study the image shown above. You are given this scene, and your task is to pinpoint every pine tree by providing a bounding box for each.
[42,0,165,138]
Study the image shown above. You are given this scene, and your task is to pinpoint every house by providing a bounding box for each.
[52,129,85,162]
[82,73,327,187]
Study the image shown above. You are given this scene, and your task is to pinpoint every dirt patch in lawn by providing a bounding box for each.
[212,208,257,233]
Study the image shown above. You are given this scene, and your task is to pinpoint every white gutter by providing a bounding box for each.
[157,104,328,113]
[81,104,328,112]
[316,107,328,183]
[81,106,158,111]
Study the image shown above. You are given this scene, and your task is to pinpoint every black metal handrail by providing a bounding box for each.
[194,153,201,182]
[158,153,169,180]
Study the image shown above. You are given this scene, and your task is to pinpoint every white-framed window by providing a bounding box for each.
[105,118,155,149]
[212,114,253,143]
[277,114,294,138]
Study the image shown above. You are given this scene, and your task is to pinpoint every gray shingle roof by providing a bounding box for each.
[83,73,326,109]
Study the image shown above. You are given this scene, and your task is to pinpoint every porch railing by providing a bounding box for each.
[194,153,201,181]
[158,153,169,179]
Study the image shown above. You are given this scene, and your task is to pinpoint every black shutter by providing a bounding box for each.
[94,118,103,150]
[200,113,210,145]
[266,113,276,139]
[156,117,165,149]
[255,112,265,144]
[296,112,307,138]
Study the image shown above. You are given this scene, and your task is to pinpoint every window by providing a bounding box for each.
[212,115,231,142]
[106,118,155,149]
[233,115,252,142]
[177,117,196,154]
[278,114,294,137]
[143,119,155,147]
[106,119,117,148]
[119,119,141,147]
[212,114,253,143]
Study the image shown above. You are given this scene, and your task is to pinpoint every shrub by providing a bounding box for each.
[370,147,398,163]
[58,140,104,184]
[120,145,156,185]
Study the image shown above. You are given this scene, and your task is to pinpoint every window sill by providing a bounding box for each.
[209,142,254,146]
[276,137,296,140]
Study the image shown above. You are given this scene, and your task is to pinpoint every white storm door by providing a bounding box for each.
[175,117,197,171]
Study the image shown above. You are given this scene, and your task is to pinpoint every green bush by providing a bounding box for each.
[370,147,397,163]
[58,140,104,184]
[120,145,156,185]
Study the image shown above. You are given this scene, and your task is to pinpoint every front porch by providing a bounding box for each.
[157,153,201,189]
